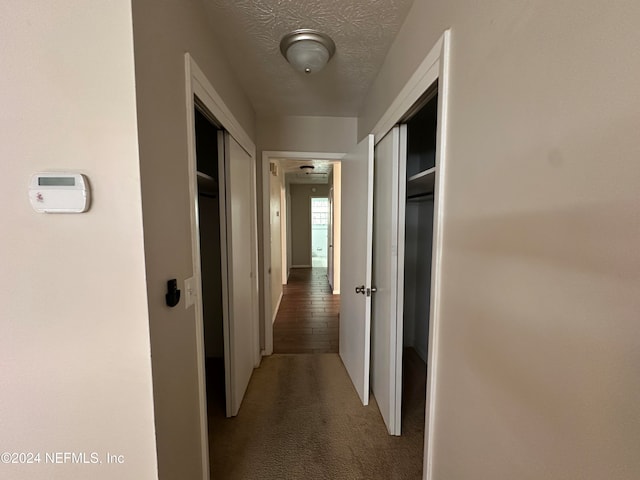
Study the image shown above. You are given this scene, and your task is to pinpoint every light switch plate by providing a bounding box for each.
[184,277,196,309]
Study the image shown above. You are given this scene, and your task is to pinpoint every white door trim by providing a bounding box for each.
[186,54,255,158]
[184,52,257,480]
[371,31,449,147]
[280,184,288,285]
[423,32,451,480]
[261,150,344,355]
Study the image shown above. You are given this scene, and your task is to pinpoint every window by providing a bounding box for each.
[311,197,329,225]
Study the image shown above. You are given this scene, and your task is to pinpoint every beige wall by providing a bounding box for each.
[131,0,255,478]
[289,184,331,266]
[360,1,640,478]
[257,115,357,153]
[0,1,157,479]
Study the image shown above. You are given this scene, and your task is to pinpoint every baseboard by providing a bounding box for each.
[332,289,340,295]
[290,264,311,268]
[272,291,283,324]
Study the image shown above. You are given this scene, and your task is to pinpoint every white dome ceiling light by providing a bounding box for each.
[280,29,336,74]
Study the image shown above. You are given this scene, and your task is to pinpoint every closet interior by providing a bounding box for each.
[194,107,226,418]
[400,87,438,433]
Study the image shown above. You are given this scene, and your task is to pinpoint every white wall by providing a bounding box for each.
[0,2,158,479]
[131,0,255,477]
[360,1,640,478]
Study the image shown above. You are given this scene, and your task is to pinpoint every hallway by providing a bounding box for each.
[273,268,340,354]
[208,267,426,479]
[208,354,425,479]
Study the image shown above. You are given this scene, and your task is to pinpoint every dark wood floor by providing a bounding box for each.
[273,267,340,353]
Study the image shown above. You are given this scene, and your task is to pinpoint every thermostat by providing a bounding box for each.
[29,172,91,213]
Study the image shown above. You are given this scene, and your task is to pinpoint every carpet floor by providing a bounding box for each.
[208,353,425,479]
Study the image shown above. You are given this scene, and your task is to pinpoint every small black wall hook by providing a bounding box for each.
[165,279,181,308]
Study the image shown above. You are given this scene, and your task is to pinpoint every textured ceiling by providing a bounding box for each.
[275,158,334,184]
[202,0,415,117]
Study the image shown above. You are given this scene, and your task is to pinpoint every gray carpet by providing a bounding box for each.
[209,354,425,479]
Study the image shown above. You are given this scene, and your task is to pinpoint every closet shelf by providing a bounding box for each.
[197,171,218,197]
[407,167,435,197]
[197,171,216,182]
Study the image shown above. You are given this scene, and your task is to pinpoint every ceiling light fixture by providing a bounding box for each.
[280,29,336,75]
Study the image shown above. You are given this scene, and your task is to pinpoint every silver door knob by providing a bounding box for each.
[367,287,377,297]
[355,285,366,294]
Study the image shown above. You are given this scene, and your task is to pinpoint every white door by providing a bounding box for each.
[327,187,334,290]
[340,134,374,406]
[371,125,406,435]
[221,132,257,417]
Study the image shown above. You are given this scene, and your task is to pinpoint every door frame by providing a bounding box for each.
[280,183,288,284]
[260,151,344,355]
[327,186,334,291]
[184,53,258,480]
[370,30,450,479]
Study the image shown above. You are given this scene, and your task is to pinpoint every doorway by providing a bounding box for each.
[311,197,329,268]
[269,162,340,354]
[194,107,226,422]
[400,89,438,447]
[261,152,343,354]
[192,99,261,473]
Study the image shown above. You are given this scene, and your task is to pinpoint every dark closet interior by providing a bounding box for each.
[401,90,438,440]
[195,107,226,418]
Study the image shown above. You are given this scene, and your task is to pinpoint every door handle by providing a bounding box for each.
[355,285,366,295]
[366,287,377,297]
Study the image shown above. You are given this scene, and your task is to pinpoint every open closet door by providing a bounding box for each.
[371,125,406,435]
[327,187,334,291]
[221,132,257,417]
[340,134,374,406]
